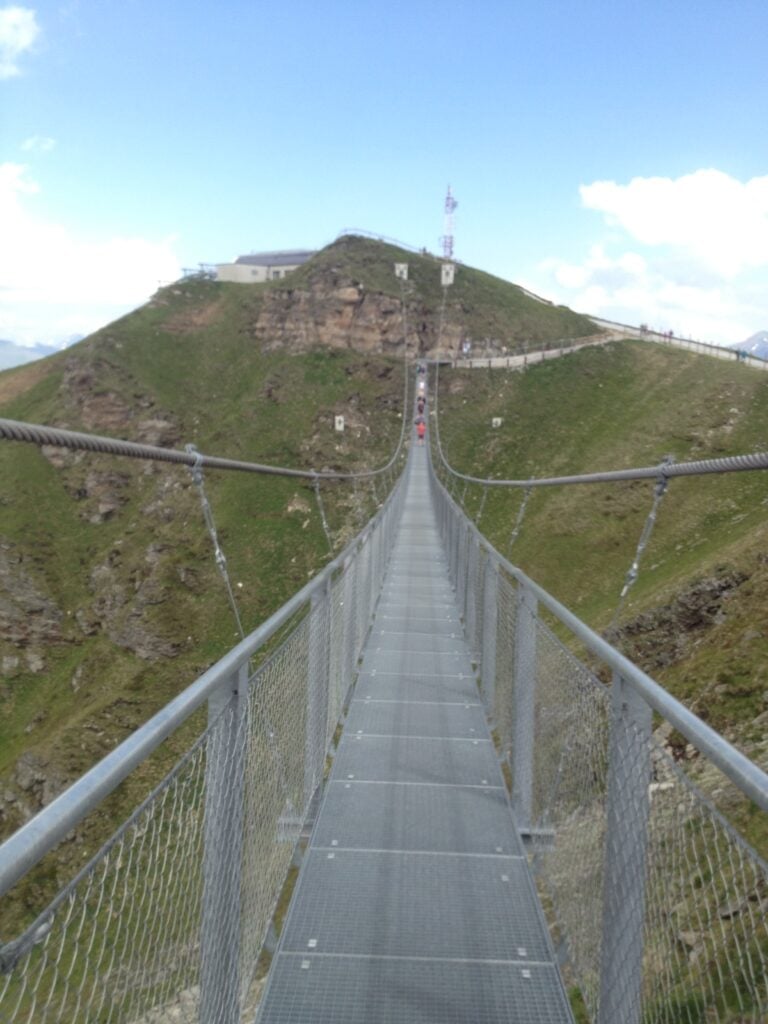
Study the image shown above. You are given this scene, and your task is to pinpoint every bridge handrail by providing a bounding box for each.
[429,455,768,1021]
[455,496,768,811]
[0,470,404,900]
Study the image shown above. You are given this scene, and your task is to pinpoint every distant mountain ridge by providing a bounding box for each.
[0,338,60,370]
[730,330,768,361]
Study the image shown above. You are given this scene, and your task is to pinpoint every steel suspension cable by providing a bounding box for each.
[0,367,410,484]
[430,364,768,486]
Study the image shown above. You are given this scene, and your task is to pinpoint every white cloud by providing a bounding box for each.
[0,5,39,79]
[580,169,768,278]
[0,162,181,347]
[21,134,56,152]
[530,170,768,346]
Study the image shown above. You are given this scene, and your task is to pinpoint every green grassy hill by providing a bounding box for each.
[0,277,408,882]
[432,340,768,851]
[0,233,598,880]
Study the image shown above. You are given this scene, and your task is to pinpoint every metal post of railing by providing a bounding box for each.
[463,527,472,617]
[481,557,499,716]
[465,538,480,653]
[362,530,375,634]
[341,555,356,705]
[447,505,456,577]
[598,671,652,1024]
[452,509,462,589]
[199,661,248,1024]
[372,512,383,604]
[305,580,331,808]
[352,539,364,655]
[512,583,537,829]
[457,523,469,615]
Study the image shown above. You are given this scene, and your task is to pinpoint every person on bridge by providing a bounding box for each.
[416,419,426,445]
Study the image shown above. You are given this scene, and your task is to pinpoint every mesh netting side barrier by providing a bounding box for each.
[0,471,406,1023]
[431,464,768,1023]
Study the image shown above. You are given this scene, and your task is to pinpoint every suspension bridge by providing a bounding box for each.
[0,366,767,1023]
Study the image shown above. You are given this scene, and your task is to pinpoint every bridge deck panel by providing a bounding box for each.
[258,955,572,1024]
[312,780,524,856]
[331,733,501,787]
[373,615,463,636]
[279,850,550,962]
[361,647,476,678]
[354,672,480,703]
[344,699,488,739]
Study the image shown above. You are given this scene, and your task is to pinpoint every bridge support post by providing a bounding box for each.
[481,557,498,715]
[341,555,357,706]
[305,580,331,809]
[465,537,480,650]
[457,524,470,614]
[450,512,462,593]
[512,583,537,829]
[598,672,652,1024]
[199,662,248,1024]
[364,528,376,630]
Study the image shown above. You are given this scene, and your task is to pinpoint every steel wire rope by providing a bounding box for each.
[430,362,768,487]
[0,346,411,484]
[0,269,414,485]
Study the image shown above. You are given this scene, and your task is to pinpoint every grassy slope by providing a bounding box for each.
[0,235,600,929]
[0,274,410,931]
[433,341,768,850]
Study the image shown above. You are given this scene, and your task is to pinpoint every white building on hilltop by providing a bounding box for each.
[215,250,316,283]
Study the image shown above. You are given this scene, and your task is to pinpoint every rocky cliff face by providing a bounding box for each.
[249,282,463,356]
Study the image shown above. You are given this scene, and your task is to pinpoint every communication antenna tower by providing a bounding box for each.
[441,185,458,260]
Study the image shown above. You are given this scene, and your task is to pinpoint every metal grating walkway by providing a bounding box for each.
[257,448,574,1023]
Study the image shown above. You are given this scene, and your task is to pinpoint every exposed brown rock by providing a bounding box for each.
[610,569,748,671]
[87,545,181,661]
[0,543,63,646]
[250,283,462,357]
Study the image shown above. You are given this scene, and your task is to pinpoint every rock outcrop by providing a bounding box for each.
[250,282,462,356]
[0,543,63,649]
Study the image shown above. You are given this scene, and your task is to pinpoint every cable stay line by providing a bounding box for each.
[0,381,408,483]
[430,360,768,487]
[0,276,416,485]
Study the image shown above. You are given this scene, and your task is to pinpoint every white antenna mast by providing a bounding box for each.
[441,185,458,259]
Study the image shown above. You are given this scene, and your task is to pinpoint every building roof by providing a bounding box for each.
[234,250,316,267]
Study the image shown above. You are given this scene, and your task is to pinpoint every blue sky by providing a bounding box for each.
[2,0,767,348]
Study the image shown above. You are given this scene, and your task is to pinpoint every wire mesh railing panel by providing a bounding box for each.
[0,718,213,1023]
[641,755,768,1023]
[328,570,349,735]
[465,540,485,661]
[492,569,517,753]
[237,615,313,1013]
[429,462,768,1023]
[524,619,768,1024]
[526,619,611,1020]
[0,469,406,1023]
